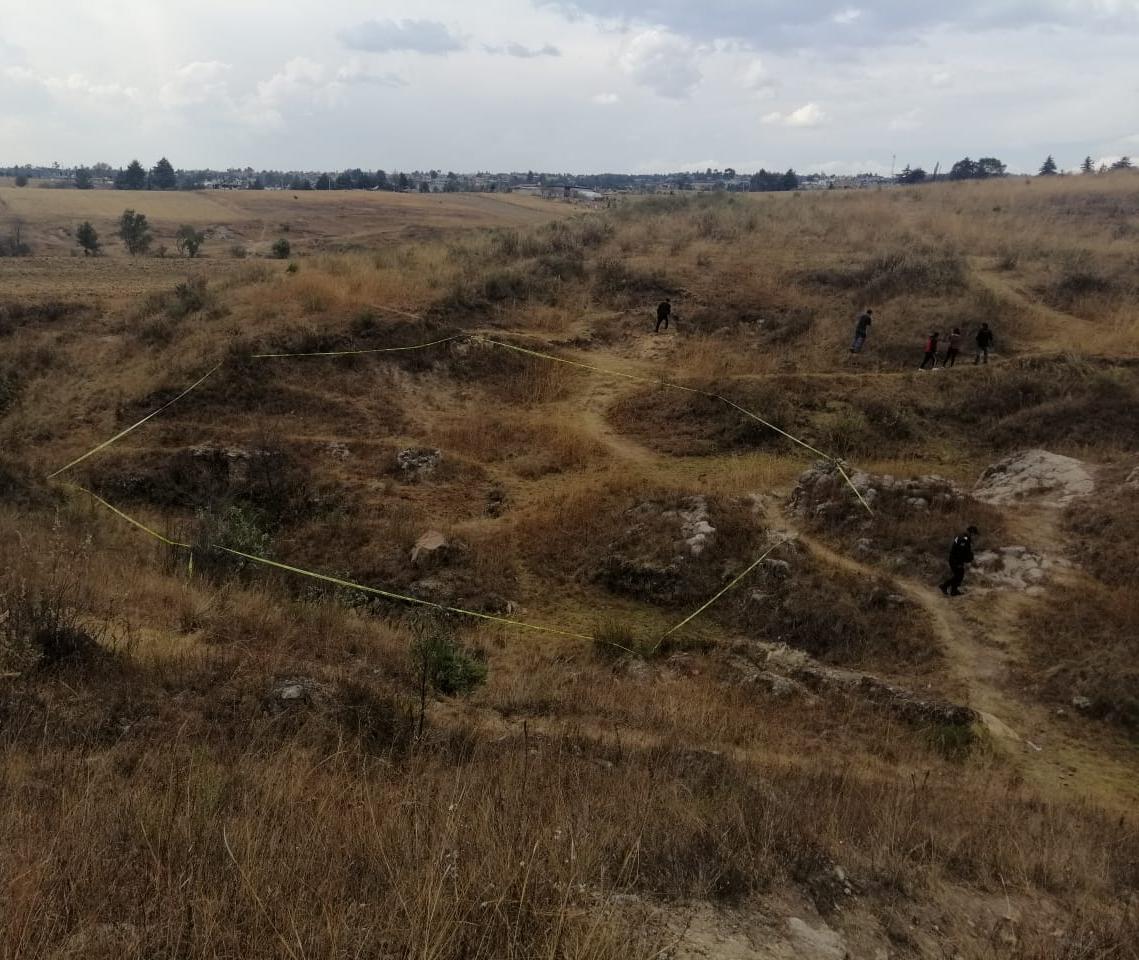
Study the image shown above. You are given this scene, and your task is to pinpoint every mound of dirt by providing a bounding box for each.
[973,449,1094,507]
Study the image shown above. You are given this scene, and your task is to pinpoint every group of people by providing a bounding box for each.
[852,310,996,367]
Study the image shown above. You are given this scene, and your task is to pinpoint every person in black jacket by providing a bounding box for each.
[654,299,672,333]
[975,323,994,364]
[939,526,979,596]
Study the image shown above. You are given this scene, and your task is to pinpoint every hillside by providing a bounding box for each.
[2,174,1139,959]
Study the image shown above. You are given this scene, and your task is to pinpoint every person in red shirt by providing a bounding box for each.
[919,331,940,370]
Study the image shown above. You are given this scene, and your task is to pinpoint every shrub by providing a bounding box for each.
[229,244,247,259]
[411,619,487,697]
[272,237,291,259]
[190,503,274,579]
[169,277,210,318]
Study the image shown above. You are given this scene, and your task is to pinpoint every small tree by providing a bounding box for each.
[74,167,93,190]
[1081,156,1095,174]
[271,237,291,259]
[150,157,177,190]
[13,173,28,187]
[398,172,410,191]
[76,221,100,256]
[118,209,152,255]
[1111,156,1134,170]
[175,224,205,258]
[314,173,332,191]
[418,181,430,193]
[1039,155,1058,176]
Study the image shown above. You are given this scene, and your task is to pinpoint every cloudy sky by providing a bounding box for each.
[2,1,1138,174]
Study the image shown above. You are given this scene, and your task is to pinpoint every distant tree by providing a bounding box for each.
[13,173,28,187]
[250,177,265,190]
[76,221,100,256]
[896,165,927,184]
[419,181,430,193]
[1081,156,1095,174]
[315,173,333,190]
[397,172,410,191]
[150,157,177,190]
[1111,156,1134,170]
[949,158,978,180]
[271,237,291,259]
[118,209,152,255]
[334,171,354,189]
[74,166,93,190]
[1039,155,1058,176]
[288,176,311,191]
[976,157,1007,178]
[175,224,205,258]
[781,168,800,190]
[115,160,147,190]
[375,170,390,190]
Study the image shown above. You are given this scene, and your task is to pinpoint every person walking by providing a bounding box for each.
[654,298,672,333]
[975,323,994,364]
[939,526,979,596]
[919,331,940,370]
[943,328,962,367]
[850,309,873,354]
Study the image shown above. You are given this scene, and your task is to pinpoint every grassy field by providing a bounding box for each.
[0,186,565,258]
[3,173,1139,958]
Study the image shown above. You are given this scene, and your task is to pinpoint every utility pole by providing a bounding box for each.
[891,154,896,178]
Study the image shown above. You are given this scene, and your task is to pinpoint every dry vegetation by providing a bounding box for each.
[3,173,1139,958]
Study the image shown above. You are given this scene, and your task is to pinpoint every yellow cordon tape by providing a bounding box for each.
[49,323,863,646]
[47,363,223,480]
[69,484,595,642]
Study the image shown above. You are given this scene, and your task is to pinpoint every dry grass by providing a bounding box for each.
[4,175,1139,956]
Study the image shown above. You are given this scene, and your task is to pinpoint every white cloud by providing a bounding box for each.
[334,58,406,87]
[888,107,923,131]
[592,91,620,104]
[619,28,702,99]
[741,59,776,96]
[763,102,826,127]
[339,19,464,55]
[485,42,561,58]
[929,70,953,87]
[832,8,863,25]
[159,61,232,108]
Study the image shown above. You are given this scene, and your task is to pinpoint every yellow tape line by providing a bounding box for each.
[69,485,595,643]
[47,363,223,479]
[473,336,869,513]
[252,335,461,359]
[658,540,789,645]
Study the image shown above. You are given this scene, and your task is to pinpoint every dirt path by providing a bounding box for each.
[784,516,1139,812]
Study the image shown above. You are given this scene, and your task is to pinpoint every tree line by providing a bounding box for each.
[896,153,1133,184]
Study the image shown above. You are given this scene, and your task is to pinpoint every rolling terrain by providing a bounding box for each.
[2,174,1139,959]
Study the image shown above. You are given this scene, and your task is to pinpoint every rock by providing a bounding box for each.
[786,917,847,959]
[764,558,792,578]
[486,487,508,517]
[277,683,307,701]
[1126,466,1139,489]
[974,449,1095,507]
[396,447,443,479]
[411,530,449,567]
[792,459,961,521]
[1072,695,1093,712]
[326,441,350,461]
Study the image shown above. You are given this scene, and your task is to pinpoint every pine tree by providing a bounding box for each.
[1039,155,1058,176]
[115,160,147,190]
[1111,156,1134,170]
[150,157,177,190]
[1081,156,1095,174]
[74,167,93,190]
[76,221,100,256]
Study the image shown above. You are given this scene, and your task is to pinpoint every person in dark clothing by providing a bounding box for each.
[939,526,979,596]
[919,331,940,369]
[943,327,962,367]
[654,299,672,333]
[975,323,994,364]
[850,309,873,353]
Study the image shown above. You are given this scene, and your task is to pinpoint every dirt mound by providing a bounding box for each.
[973,449,1094,507]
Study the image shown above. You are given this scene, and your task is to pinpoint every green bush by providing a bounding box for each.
[411,623,487,696]
[272,237,291,259]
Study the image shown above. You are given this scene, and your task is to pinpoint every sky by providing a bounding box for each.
[2,1,1138,175]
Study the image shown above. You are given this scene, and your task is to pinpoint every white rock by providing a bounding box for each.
[974,450,1095,507]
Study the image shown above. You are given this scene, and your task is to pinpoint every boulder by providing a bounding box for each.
[974,449,1094,507]
[396,447,443,479]
[411,530,450,567]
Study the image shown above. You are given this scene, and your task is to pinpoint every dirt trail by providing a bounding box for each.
[785,517,1139,812]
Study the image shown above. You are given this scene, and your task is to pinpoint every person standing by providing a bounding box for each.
[939,526,979,596]
[919,331,941,370]
[850,309,873,354]
[943,328,962,367]
[654,298,672,333]
[975,323,994,364]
